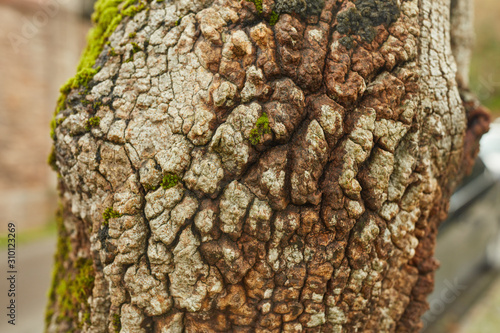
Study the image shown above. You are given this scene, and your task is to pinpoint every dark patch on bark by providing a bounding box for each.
[337,0,400,49]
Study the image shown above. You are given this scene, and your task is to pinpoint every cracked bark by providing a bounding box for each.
[46,0,490,332]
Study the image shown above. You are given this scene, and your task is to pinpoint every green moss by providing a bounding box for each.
[88,116,101,126]
[50,114,66,140]
[81,311,91,328]
[103,207,122,226]
[56,280,71,315]
[131,42,142,53]
[55,206,70,259]
[247,0,263,14]
[86,116,101,131]
[49,0,149,175]
[250,112,271,145]
[48,146,58,171]
[122,1,146,17]
[112,313,122,332]
[244,1,283,26]
[56,257,95,323]
[45,307,54,328]
[50,118,57,140]
[269,10,280,25]
[50,0,147,138]
[73,258,95,300]
[60,67,100,95]
[45,205,82,330]
[143,183,157,191]
[129,31,136,38]
[93,100,103,109]
[161,173,180,189]
[175,18,181,26]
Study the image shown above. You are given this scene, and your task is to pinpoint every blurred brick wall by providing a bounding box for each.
[0,0,92,230]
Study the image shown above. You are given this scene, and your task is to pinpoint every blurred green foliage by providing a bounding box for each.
[470,0,500,117]
[0,221,57,248]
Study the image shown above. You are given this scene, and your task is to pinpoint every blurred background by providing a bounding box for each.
[0,0,498,332]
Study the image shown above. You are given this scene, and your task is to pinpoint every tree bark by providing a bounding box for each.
[46,0,490,332]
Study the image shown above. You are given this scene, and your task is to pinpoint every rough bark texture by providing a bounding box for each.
[450,0,474,87]
[46,0,490,332]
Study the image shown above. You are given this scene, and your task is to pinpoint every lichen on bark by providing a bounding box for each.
[336,0,400,48]
[47,0,489,332]
[274,0,325,16]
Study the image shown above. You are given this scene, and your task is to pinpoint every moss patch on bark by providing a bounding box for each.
[50,0,147,139]
[161,173,181,189]
[103,207,122,226]
[112,313,122,332]
[45,207,95,332]
[250,112,271,145]
[85,116,101,131]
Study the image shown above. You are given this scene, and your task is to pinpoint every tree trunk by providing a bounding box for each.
[46,0,490,332]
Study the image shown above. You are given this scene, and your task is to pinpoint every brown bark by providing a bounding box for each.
[46,0,490,332]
